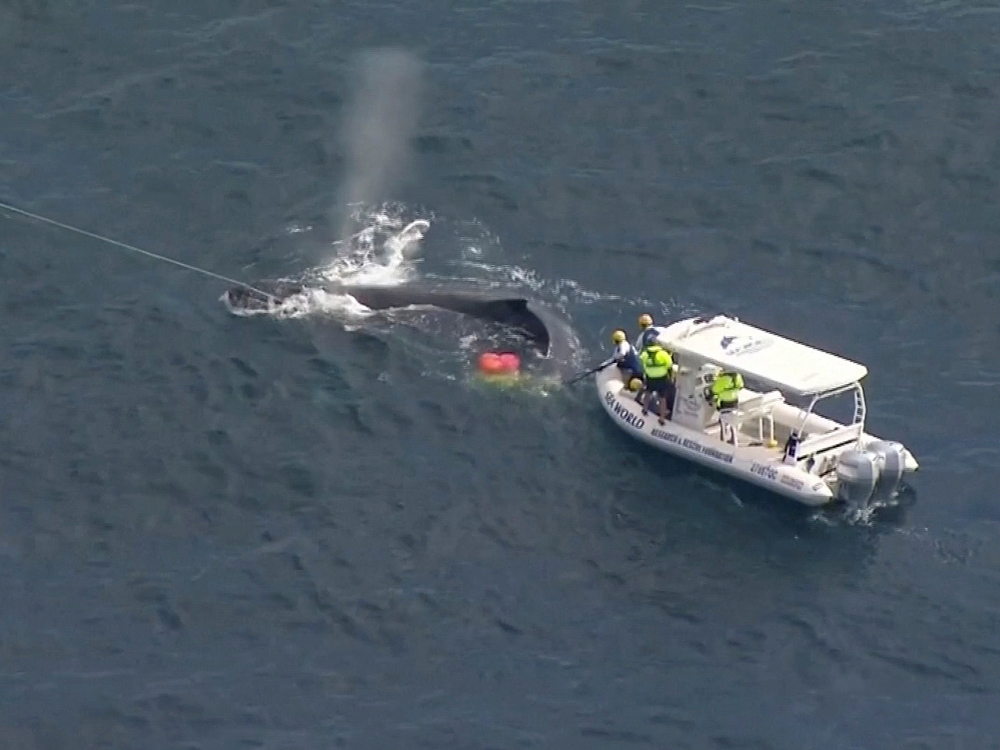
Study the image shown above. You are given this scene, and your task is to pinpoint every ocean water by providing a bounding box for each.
[1,0,999,748]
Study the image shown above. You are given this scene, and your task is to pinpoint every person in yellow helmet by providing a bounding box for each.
[635,313,666,352]
[639,341,674,425]
[636,312,662,350]
[599,328,643,384]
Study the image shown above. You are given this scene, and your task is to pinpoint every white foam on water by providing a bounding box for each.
[457,333,480,351]
[447,259,662,309]
[316,207,430,288]
[438,220,705,322]
[246,204,432,320]
[222,285,374,320]
[269,287,375,320]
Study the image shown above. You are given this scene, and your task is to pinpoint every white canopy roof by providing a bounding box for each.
[658,315,868,396]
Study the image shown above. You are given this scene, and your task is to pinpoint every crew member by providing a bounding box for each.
[709,369,744,411]
[636,313,660,350]
[640,342,674,425]
[600,329,643,385]
[709,369,744,443]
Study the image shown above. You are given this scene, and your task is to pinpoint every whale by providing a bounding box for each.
[223,280,577,374]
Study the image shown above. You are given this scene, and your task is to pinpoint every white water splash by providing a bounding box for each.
[227,286,376,320]
[233,204,431,320]
[317,208,429,287]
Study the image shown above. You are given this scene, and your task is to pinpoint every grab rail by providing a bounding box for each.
[795,423,863,457]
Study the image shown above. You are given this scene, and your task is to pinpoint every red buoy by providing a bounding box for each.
[478,352,504,375]
[477,351,521,376]
[499,353,521,373]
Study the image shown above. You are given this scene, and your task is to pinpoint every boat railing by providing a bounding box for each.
[795,423,863,458]
[793,382,866,435]
[852,384,867,426]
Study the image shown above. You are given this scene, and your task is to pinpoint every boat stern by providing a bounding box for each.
[832,437,918,506]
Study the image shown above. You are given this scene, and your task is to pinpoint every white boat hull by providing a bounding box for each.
[596,368,915,506]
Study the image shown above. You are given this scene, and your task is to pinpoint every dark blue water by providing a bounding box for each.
[2,1,1000,748]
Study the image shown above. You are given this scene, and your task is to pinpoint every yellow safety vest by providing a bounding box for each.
[640,346,672,379]
[711,372,744,406]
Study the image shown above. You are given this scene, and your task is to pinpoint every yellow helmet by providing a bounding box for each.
[638,313,653,328]
[628,377,643,392]
[612,329,626,344]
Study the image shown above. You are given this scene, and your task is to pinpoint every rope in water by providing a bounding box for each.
[0,199,276,300]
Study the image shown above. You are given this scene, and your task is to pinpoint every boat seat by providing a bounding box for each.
[737,390,784,414]
[730,390,784,445]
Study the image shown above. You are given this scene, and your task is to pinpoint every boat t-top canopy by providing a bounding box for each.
[658,315,868,396]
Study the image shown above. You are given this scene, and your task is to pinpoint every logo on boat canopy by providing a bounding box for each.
[719,334,773,357]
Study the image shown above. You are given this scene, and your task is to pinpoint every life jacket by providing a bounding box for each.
[640,345,672,379]
[711,371,744,405]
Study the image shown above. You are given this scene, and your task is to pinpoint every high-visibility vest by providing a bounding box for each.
[640,346,672,379]
[711,371,744,406]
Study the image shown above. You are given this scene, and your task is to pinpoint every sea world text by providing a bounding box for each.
[605,391,645,429]
[651,429,734,464]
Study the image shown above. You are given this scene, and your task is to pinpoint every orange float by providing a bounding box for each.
[477,351,521,376]
[478,352,503,375]
[499,353,521,373]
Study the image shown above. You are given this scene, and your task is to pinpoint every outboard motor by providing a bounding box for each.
[868,440,907,501]
[835,450,878,505]
[835,440,908,506]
